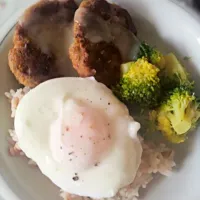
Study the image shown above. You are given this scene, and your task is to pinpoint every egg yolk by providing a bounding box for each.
[50,99,112,171]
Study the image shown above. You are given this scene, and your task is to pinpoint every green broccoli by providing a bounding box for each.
[155,86,200,143]
[113,57,161,108]
[160,53,193,91]
[137,42,165,68]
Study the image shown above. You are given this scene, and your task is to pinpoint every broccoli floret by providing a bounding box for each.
[113,57,161,108]
[160,53,193,91]
[155,86,200,143]
[137,42,165,68]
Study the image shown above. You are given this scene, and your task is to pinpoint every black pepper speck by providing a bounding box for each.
[94,162,99,167]
[72,176,79,181]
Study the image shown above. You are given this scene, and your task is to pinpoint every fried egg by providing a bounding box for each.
[14,77,142,198]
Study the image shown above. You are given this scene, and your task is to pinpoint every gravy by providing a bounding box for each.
[19,1,77,76]
[74,7,140,61]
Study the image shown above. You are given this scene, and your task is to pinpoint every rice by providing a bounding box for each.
[5,87,36,165]
[5,88,175,200]
[5,87,30,118]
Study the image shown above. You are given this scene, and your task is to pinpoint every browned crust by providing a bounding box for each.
[69,0,137,87]
[8,0,78,88]
[69,39,122,87]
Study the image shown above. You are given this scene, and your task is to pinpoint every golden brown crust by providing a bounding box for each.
[8,0,78,87]
[9,25,57,87]
[69,0,137,87]
[69,39,122,87]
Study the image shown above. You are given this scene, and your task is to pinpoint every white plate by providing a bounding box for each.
[1,0,200,200]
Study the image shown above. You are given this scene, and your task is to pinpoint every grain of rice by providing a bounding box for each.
[5,87,30,118]
[28,159,37,166]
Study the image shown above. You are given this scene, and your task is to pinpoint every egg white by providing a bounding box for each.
[15,77,142,198]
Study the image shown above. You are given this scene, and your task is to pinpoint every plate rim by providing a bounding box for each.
[1,0,200,200]
[1,0,200,44]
